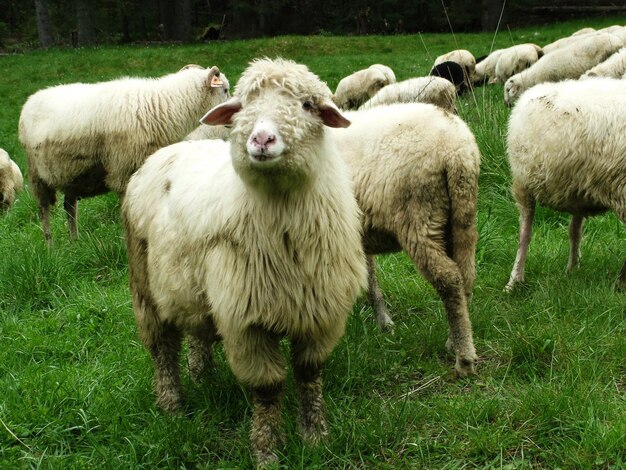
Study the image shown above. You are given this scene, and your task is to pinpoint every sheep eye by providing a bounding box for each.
[302,101,313,111]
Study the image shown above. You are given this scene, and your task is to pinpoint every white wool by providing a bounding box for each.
[494,44,543,83]
[0,149,23,209]
[359,76,456,112]
[333,63,396,110]
[504,32,624,105]
[433,49,476,82]
[580,47,626,79]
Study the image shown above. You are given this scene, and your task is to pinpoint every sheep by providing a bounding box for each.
[430,61,470,94]
[433,49,476,90]
[329,102,480,378]
[505,78,626,292]
[333,63,396,110]
[122,58,367,467]
[18,64,231,242]
[0,149,23,211]
[580,47,626,79]
[359,76,457,113]
[504,32,624,106]
[494,44,544,84]
[474,49,505,85]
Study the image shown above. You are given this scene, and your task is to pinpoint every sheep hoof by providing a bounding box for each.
[454,357,477,378]
[377,316,395,332]
[253,450,280,469]
[300,417,328,446]
[156,394,184,414]
[503,280,519,293]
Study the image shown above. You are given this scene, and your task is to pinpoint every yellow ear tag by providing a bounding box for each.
[211,76,224,88]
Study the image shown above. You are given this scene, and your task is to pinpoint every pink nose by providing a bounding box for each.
[250,131,276,151]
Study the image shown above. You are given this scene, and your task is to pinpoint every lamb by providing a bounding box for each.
[0,149,23,211]
[329,102,480,378]
[333,63,396,110]
[504,32,624,105]
[580,47,626,79]
[18,64,230,242]
[433,49,476,90]
[494,43,544,83]
[505,78,626,292]
[122,58,367,467]
[359,76,457,113]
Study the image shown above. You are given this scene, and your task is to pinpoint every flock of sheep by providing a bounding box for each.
[1,21,626,467]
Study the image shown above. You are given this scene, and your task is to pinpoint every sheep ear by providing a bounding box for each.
[200,98,242,125]
[318,101,351,128]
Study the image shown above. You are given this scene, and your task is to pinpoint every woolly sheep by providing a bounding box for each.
[504,32,624,105]
[359,76,457,113]
[542,29,594,54]
[494,44,544,83]
[474,49,505,85]
[430,61,470,94]
[19,65,230,242]
[581,47,626,79]
[433,49,476,88]
[329,102,480,377]
[0,149,23,211]
[505,78,626,291]
[333,63,396,110]
[122,58,367,466]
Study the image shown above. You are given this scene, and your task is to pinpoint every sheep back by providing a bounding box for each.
[508,78,626,216]
[359,76,457,112]
[19,66,230,194]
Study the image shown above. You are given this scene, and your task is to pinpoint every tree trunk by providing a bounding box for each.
[174,0,192,41]
[34,0,54,48]
[77,0,96,45]
[481,0,506,31]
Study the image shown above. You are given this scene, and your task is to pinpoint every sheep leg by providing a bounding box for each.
[566,215,584,273]
[223,327,286,465]
[64,194,79,240]
[366,255,394,330]
[505,187,536,292]
[410,240,477,377]
[291,338,332,445]
[29,172,56,244]
[148,321,184,413]
[250,382,284,467]
[187,319,218,383]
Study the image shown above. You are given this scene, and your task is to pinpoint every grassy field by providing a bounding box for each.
[1,15,625,469]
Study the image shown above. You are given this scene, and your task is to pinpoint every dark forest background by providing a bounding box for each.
[1,1,625,50]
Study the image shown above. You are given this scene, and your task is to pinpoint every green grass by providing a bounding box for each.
[1,16,626,469]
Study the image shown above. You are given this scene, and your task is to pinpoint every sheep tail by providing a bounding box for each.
[445,154,479,301]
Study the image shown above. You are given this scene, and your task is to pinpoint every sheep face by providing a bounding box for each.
[201,58,350,193]
[504,75,523,106]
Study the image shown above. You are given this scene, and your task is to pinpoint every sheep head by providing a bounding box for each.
[201,58,350,193]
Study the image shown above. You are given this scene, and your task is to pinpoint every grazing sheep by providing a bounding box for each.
[504,32,624,106]
[0,149,23,211]
[19,65,230,242]
[571,27,596,37]
[359,76,457,113]
[433,49,476,90]
[474,49,505,85]
[122,58,367,466]
[329,102,480,377]
[505,78,626,291]
[430,61,470,94]
[580,47,626,79]
[494,44,544,83]
[333,63,396,110]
